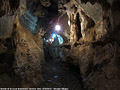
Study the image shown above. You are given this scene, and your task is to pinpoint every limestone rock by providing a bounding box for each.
[13,20,44,87]
[76,0,102,23]
[18,0,27,16]
[61,0,120,90]
[40,0,51,7]
[0,15,15,39]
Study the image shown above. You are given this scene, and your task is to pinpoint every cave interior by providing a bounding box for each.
[0,0,120,90]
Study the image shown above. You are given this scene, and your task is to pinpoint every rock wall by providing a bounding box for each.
[0,16,45,87]
[0,0,45,87]
[62,0,120,90]
[12,18,44,87]
[64,40,120,90]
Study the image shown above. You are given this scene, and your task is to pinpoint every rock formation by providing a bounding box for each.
[61,0,120,90]
[0,0,45,87]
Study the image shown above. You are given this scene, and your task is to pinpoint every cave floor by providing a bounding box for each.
[0,56,84,89]
[40,58,84,90]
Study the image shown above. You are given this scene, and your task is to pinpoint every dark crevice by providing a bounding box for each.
[76,13,82,41]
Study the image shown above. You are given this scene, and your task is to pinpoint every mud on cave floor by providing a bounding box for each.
[39,58,84,90]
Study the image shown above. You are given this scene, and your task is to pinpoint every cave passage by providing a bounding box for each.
[0,0,120,89]
[42,34,84,89]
